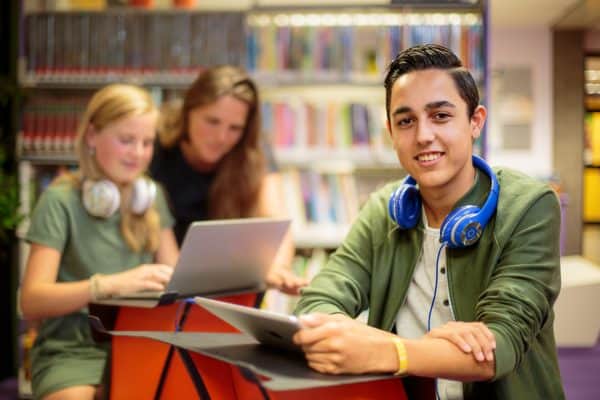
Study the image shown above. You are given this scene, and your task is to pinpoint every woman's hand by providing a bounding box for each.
[293,313,398,375]
[98,264,174,297]
[425,321,496,362]
[266,267,309,295]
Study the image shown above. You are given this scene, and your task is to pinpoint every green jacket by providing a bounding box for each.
[295,168,565,400]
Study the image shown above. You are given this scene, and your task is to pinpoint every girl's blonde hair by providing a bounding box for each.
[62,84,160,252]
[158,65,266,218]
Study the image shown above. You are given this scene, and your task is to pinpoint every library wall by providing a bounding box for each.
[488,26,553,178]
[584,28,600,50]
[553,29,585,256]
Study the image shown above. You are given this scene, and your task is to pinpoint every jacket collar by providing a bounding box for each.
[453,167,492,210]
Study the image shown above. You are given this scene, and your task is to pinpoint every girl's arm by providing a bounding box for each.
[20,242,174,320]
[20,243,93,319]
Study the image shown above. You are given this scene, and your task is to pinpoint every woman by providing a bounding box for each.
[20,84,179,400]
[150,65,306,294]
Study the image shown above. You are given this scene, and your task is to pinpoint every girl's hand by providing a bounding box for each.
[98,264,173,297]
[266,267,309,295]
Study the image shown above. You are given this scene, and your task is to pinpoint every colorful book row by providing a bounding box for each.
[247,23,484,83]
[262,100,388,150]
[22,11,484,84]
[281,169,360,226]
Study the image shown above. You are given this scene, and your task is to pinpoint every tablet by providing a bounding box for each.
[195,297,302,353]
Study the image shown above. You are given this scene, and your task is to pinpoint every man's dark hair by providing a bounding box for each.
[384,44,479,119]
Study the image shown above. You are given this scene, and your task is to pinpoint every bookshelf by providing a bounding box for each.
[18,3,488,251]
[20,9,246,87]
[250,5,487,251]
[16,0,489,388]
[246,8,485,84]
[583,55,600,224]
[247,3,488,311]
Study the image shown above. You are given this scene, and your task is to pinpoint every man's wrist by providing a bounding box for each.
[392,337,409,376]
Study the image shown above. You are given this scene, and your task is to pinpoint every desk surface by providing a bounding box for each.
[108,330,400,392]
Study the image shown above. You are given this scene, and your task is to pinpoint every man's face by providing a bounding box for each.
[387,68,486,196]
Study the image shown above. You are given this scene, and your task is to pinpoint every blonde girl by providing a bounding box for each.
[20,84,178,400]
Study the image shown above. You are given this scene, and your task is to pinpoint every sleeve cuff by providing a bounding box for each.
[491,329,516,380]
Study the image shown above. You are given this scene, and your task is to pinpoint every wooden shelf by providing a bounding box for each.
[19,154,77,165]
[585,95,600,111]
[275,148,398,169]
[19,71,200,89]
[292,224,350,249]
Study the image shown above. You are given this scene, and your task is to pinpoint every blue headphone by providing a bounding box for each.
[388,155,499,248]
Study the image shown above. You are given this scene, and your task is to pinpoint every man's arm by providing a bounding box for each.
[294,191,380,316]
[294,313,495,381]
[293,187,560,381]
[476,191,561,379]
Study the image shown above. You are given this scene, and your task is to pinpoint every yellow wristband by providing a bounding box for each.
[392,337,408,376]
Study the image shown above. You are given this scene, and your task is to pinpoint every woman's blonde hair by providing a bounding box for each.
[158,65,266,218]
[61,84,160,252]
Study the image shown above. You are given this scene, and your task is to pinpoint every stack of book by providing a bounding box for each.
[19,95,88,158]
[23,11,245,81]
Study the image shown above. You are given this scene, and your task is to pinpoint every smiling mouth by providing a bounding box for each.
[415,152,444,162]
[122,163,142,170]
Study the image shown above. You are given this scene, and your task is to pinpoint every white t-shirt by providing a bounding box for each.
[395,210,463,400]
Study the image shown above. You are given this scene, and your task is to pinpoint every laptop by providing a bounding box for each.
[111,217,291,305]
[195,296,302,353]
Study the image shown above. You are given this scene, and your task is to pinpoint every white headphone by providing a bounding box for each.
[82,177,156,218]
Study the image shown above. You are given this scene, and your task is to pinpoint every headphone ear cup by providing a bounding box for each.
[82,179,120,218]
[440,205,481,248]
[388,182,421,229]
[131,178,156,215]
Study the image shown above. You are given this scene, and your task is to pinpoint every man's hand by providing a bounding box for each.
[426,321,496,362]
[293,313,398,375]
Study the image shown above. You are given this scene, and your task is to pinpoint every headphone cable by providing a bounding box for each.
[427,242,446,332]
[427,242,447,400]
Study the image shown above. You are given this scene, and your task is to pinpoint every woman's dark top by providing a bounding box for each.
[150,145,215,244]
[150,142,277,245]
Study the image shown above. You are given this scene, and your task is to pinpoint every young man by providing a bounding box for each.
[293,44,564,400]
